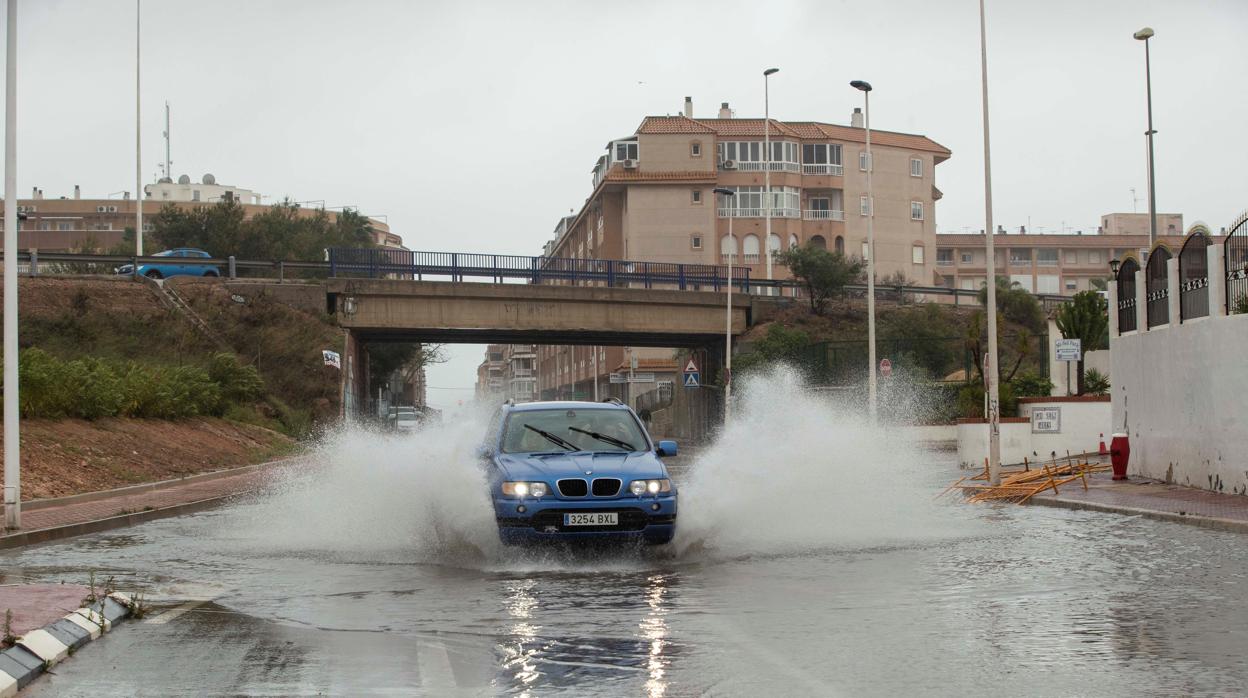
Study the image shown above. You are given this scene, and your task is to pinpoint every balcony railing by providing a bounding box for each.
[1036,258,1060,267]
[718,207,800,219]
[936,259,955,266]
[802,209,845,221]
[801,164,844,176]
[729,161,801,173]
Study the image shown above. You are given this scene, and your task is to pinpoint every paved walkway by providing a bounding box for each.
[0,585,90,637]
[1,461,289,549]
[1030,469,1248,532]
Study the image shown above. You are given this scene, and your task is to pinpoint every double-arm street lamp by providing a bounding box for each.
[849,79,878,425]
[714,187,737,423]
[1133,26,1157,249]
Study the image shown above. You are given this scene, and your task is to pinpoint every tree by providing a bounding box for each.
[775,246,864,316]
[1054,290,1108,394]
[977,276,1045,332]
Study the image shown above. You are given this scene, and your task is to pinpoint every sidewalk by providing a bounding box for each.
[1028,469,1248,533]
[1,459,292,549]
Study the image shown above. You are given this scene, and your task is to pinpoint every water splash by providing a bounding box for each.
[673,366,971,557]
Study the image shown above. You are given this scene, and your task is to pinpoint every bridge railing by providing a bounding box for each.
[327,247,755,292]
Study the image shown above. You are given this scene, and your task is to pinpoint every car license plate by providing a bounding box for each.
[564,512,618,527]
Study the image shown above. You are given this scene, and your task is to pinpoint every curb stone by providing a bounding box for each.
[0,592,134,692]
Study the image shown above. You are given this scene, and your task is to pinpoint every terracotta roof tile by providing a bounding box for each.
[692,118,802,138]
[602,166,717,183]
[636,116,717,134]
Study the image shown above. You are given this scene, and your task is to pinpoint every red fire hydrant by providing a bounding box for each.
[1110,432,1130,481]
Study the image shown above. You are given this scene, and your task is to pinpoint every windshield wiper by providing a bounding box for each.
[524,424,576,451]
[568,427,635,452]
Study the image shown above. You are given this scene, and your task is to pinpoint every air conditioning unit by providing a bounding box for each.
[721,160,737,170]
[622,159,638,169]
[96,205,107,213]
[108,205,118,213]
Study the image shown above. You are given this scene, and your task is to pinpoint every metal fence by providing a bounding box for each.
[1145,246,1171,328]
[1178,232,1210,321]
[1117,257,1139,333]
[327,247,755,292]
[1226,212,1248,314]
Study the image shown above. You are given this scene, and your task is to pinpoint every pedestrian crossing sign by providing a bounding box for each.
[683,372,700,388]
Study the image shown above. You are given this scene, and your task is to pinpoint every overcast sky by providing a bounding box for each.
[6,0,1246,407]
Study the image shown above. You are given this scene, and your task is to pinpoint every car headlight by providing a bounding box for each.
[629,479,671,496]
[502,481,547,498]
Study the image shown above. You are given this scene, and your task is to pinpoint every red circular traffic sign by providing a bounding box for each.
[879,358,892,377]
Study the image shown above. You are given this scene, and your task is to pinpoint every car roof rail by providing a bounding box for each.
[601,397,624,405]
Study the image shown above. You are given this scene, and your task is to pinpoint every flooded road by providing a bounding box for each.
[4,378,1248,696]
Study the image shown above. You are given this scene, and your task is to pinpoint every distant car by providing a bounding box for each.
[115,248,220,279]
[482,400,678,545]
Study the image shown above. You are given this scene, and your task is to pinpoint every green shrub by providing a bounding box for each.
[1084,368,1111,395]
[1010,371,1053,399]
[208,353,264,403]
[957,381,1018,420]
[1234,294,1248,315]
[18,349,76,418]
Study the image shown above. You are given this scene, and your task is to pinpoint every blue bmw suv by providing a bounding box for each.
[483,400,678,545]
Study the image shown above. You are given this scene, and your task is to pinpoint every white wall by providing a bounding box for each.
[1020,399,1111,459]
[1111,313,1248,494]
[957,421,1032,468]
[1083,349,1111,380]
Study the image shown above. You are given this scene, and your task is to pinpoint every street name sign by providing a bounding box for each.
[1031,407,1061,433]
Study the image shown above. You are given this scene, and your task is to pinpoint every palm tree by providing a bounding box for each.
[1054,291,1109,394]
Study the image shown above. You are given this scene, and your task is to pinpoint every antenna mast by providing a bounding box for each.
[162,101,171,180]
[1130,187,1139,214]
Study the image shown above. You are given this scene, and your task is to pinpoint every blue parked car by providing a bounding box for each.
[115,248,220,279]
[483,400,678,545]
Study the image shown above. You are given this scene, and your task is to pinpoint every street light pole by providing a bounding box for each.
[1134,27,1157,249]
[714,187,736,423]
[979,0,1003,486]
[3,0,19,530]
[763,67,779,293]
[850,80,877,425]
[134,0,143,256]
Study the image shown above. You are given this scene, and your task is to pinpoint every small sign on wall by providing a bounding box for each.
[1031,406,1061,433]
[1055,338,1082,362]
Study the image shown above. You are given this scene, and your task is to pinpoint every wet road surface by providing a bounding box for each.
[4,397,1248,696]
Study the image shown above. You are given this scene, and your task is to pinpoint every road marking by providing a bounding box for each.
[145,598,213,625]
[416,638,457,691]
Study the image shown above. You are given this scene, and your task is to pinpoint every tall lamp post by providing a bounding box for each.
[850,80,878,425]
[763,67,779,294]
[135,0,143,256]
[978,0,1003,486]
[714,187,737,423]
[1133,26,1157,249]
[3,0,19,530]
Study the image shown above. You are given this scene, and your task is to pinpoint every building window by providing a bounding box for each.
[1037,249,1060,266]
[801,143,843,169]
[742,234,761,263]
[911,202,924,220]
[691,234,702,250]
[862,241,870,260]
[858,151,872,171]
[1009,249,1032,266]
[1088,250,1102,265]
[961,252,973,264]
[717,186,800,216]
[37,221,50,231]
[1065,250,1079,264]
[809,235,827,250]
[58,222,73,231]
[937,249,954,266]
[192,190,201,201]
[614,141,638,161]
[768,233,781,253]
[691,189,702,204]
[910,158,923,177]
[1065,279,1078,291]
[860,195,872,216]
[835,235,845,255]
[912,245,925,264]
[716,141,798,168]
[691,141,702,157]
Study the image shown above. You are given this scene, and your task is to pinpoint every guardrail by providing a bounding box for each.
[5,249,1076,308]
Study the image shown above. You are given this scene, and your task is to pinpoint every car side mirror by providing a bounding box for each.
[656,440,678,457]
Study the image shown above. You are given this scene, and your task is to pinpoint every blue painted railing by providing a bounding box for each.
[327,248,753,292]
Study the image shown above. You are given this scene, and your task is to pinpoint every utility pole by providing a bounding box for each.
[135,0,143,256]
[763,67,779,294]
[4,0,20,529]
[163,101,171,181]
[979,0,1003,486]
[1134,27,1157,249]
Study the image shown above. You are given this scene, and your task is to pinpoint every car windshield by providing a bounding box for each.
[154,250,177,257]
[501,408,646,454]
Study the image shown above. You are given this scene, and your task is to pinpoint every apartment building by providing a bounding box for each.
[1,177,402,252]
[933,214,1208,296]
[535,97,951,401]
[475,344,538,404]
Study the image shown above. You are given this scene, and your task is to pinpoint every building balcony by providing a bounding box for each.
[510,368,534,378]
[936,259,955,267]
[718,207,800,219]
[802,209,845,221]
[1036,259,1060,267]
[801,164,844,176]
[726,161,801,173]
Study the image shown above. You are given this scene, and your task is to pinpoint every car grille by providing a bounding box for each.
[531,508,650,532]
[592,478,621,497]
[557,479,588,497]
